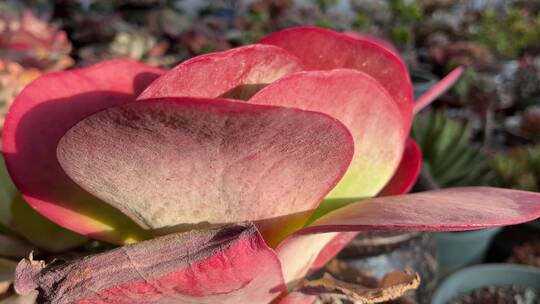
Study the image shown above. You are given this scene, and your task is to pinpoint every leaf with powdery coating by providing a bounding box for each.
[57,97,353,232]
[378,138,422,196]
[15,224,286,304]
[137,44,303,101]
[302,187,540,234]
[2,60,163,244]
[250,69,405,200]
[259,27,413,130]
[272,137,419,286]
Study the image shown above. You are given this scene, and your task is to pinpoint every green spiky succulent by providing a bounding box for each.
[492,144,540,192]
[412,110,495,187]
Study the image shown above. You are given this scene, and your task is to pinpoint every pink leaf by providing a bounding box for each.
[278,292,317,304]
[378,138,422,196]
[138,44,303,100]
[343,32,399,55]
[307,139,421,275]
[2,60,163,244]
[248,69,405,257]
[302,187,540,234]
[56,97,354,232]
[414,67,464,114]
[15,224,286,304]
[250,69,406,200]
[276,232,342,286]
[309,232,359,271]
[249,67,411,282]
[259,27,413,130]
[276,187,540,284]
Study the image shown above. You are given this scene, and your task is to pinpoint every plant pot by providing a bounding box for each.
[432,263,540,304]
[338,232,438,304]
[411,70,438,99]
[436,227,502,277]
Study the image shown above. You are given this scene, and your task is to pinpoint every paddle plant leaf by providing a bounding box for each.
[302,187,540,234]
[279,292,317,304]
[138,44,303,101]
[15,224,286,304]
[2,60,163,244]
[248,68,404,251]
[276,187,540,285]
[56,97,354,231]
[0,155,17,230]
[378,138,422,196]
[11,195,87,253]
[303,138,422,278]
[250,69,406,199]
[270,138,419,286]
[259,27,413,130]
[344,32,400,55]
[2,152,86,252]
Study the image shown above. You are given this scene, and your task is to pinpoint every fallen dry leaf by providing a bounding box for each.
[297,269,419,304]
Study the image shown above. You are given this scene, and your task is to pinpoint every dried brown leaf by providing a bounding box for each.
[298,271,420,304]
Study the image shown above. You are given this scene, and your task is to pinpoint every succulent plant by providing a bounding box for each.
[412,110,495,187]
[492,144,540,192]
[474,7,540,58]
[513,55,540,110]
[0,9,75,137]
[0,60,40,134]
[0,10,73,72]
[521,105,540,142]
[2,27,539,303]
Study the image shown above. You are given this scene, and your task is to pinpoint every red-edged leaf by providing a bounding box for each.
[309,232,359,271]
[276,232,341,286]
[259,27,413,130]
[248,69,406,283]
[249,69,404,251]
[138,44,303,100]
[278,292,317,304]
[414,67,464,114]
[15,224,287,304]
[302,187,540,234]
[343,32,399,55]
[250,69,405,200]
[378,138,422,196]
[307,139,421,275]
[2,60,163,244]
[56,97,354,232]
[277,186,540,284]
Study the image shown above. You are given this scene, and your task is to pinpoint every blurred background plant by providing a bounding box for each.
[492,144,540,192]
[412,110,495,188]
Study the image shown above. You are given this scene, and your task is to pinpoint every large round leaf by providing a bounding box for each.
[15,224,286,304]
[138,44,303,101]
[259,27,413,131]
[56,97,354,231]
[250,69,405,199]
[2,60,163,244]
